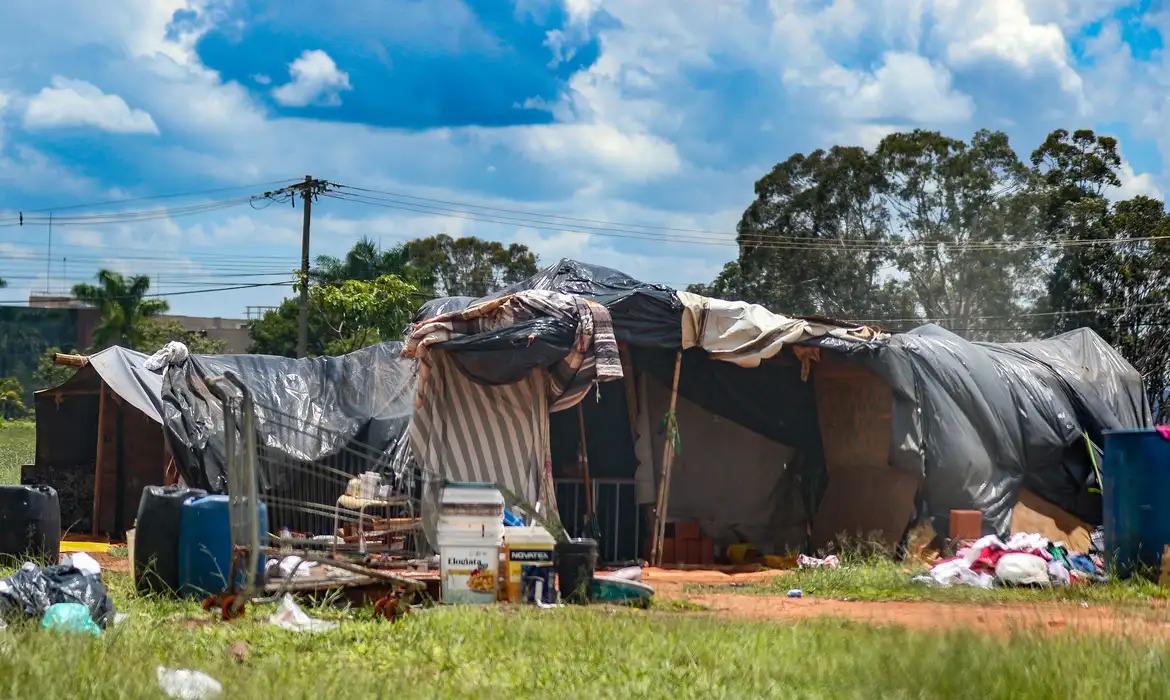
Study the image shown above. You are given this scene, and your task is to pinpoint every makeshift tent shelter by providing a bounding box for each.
[406,259,1151,562]
[29,343,419,539]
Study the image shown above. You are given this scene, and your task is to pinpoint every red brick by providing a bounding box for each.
[685,539,702,565]
[674,520,701,541]
[700,537,715,565]
[663,538,676,565]
[949,510,982,541]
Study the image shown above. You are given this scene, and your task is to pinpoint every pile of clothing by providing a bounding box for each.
[916,533,1106,589]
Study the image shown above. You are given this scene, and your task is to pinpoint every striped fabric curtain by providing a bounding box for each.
[409,350,555,518]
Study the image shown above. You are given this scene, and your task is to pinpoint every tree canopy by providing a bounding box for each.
[695,125,1170,419]
[72,270,169,350]
[250,235,539,356]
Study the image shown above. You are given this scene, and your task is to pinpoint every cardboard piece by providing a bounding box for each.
[1010,488,1091,553]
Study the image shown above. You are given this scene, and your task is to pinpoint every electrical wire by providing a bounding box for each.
[326,188,1170,253]
[0,281,290,306]
[16,178,302,214]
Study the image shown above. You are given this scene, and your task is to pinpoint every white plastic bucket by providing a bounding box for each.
[438,530,500,605]
[440,484,504,518]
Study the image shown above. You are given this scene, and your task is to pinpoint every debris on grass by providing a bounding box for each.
[269,594,338,633]
[156,666,223,699]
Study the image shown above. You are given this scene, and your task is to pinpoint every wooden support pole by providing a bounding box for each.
[576,401,595,526]
[618,343,639,447]
[650,350,683,567]
[52,352,88,368]
[91,381,107,536]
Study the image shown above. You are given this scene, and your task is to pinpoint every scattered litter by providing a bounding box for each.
[156,666,222,699]
[995,553,1051,587]
[114,613,130,626]
[269,594,338,633]
[1047,560,1071,587]
[269,555,317,579]
[786,589,803,598]
[0,562,115,628]
[920,532,1103,588]
[607,566,642,582]
[797,554,839,569]
[60,552,101,577]
[922,559,994,589]
[228,641,249,664]
[42,602,102,636]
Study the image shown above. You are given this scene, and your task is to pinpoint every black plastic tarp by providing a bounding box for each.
[411,259,1151,537]
[162,342,416,494]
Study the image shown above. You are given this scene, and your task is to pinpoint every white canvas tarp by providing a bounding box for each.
[677,291,881,367]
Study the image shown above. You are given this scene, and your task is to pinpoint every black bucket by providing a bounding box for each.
[555,538,598,604]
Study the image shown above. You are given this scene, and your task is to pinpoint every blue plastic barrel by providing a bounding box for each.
[1102,428,1170,577]
[177,495,268,598]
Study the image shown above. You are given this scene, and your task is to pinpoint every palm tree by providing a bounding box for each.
[0,376,26,421]
[312,237,417,284]
[72,270,169,350]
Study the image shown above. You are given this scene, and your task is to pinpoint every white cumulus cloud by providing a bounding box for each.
[272,49,352,107]
[23,77,159,134]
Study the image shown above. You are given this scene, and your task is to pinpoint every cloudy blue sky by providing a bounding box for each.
[0,0,1167,317]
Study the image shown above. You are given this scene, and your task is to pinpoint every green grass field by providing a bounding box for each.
[0,571,1167,699]
[5,421,1170,697]
[0,421,34,485]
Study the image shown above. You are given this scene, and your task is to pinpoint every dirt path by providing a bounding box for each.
[682,592,1170,637]
[638,566,1170,638]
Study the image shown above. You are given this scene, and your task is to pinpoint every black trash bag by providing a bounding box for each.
[0,563,115,628]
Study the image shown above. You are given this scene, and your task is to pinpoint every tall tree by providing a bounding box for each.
[407,234,539,297]
[72,270,169,350]
[249,275,418,357]
[694,146,913,321]
[875,129,1042,337]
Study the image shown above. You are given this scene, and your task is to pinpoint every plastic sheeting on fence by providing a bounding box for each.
[161,342,417,493]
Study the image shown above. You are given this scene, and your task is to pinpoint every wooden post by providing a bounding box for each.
[650,351,683,566]
[618,343,639,447]
[91,380,107,536]
[576,402,594,524]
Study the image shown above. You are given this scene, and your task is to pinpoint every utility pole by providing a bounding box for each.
[297,175,313,359]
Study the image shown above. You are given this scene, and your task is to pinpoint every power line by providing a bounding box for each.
[327,188,1170,254]
[0,281,289,306]
[16,178,302,214]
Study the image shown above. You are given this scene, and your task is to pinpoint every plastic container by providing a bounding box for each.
[177,495,268,598]
[438,529,500,604]
[503,526,556,604]
[134,485,206,595]
[361,472,380,499]
[0,485,61,562]
[440,482,505,518]
[555,538,598,604]
[437,514,506,539]
[1103,428,1170,577]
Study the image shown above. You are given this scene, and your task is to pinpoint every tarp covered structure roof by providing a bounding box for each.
[414,258,1152,536]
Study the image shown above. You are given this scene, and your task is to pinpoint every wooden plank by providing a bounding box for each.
[650,350,683,567]
[91,381,107,536]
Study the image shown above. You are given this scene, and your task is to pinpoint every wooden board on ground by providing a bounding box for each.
[1011,488,1091,553]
